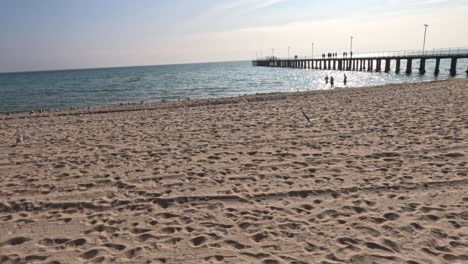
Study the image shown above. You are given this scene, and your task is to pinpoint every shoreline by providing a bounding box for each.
[0,78,461,119]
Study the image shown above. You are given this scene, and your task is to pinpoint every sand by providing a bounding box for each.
[0,78,467,264]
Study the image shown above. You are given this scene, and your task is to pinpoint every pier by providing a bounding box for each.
[252,48,468,76]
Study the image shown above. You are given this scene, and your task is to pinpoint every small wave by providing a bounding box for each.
[124,77,142,83]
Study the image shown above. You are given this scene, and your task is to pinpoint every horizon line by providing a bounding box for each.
[0,59,250,75]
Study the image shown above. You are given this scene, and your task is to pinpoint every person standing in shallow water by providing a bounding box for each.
[325,75,329,84]
[330,76,335,88]
[344,74,348,86]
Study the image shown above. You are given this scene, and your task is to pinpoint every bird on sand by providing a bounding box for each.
[15,129,24,144]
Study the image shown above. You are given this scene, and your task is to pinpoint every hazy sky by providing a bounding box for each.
[1,0,467,72]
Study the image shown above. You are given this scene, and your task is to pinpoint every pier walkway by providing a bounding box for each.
[252,48,468,76]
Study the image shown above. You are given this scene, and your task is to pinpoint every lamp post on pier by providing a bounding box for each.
[350,36,354,54]
[312,43,314,59]
[423,24,429,55]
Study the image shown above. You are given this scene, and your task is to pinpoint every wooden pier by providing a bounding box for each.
[252,49,468,76]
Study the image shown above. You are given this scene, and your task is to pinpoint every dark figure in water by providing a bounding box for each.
[330,76,334,88]
[344,74,348,85]
[325,75,329,84]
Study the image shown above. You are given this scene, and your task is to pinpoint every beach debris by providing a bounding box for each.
[300,108,315,126]
[14,128,25,144]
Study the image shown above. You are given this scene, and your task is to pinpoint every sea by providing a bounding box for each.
[0,59,467,113]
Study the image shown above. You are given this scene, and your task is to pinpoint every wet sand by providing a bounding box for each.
[0,78,467,264]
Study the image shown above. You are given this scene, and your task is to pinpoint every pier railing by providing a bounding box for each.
[256,47,468,60]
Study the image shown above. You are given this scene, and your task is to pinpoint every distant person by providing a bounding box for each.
[344,74,348,85]
[330,76,334,88]
[325,75,329,84]
[350,51,353,58]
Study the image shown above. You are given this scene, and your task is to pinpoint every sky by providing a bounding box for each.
[1,0,468,72]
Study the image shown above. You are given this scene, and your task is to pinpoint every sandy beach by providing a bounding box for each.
[0,79,467,264]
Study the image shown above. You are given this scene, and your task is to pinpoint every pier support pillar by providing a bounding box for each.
[434,59,440,75]
[353,60,356,71]
[406,59,412,74]
[384,59,391,73]
[333,60,336,70]
[376,59,381,72]
[368,60,373,72]
[338,60,342,71]
[395,59,401,74]
[450,58,457,76]
[419,58,426,74]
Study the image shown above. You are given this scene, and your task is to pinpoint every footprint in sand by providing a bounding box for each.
[190,236,208,247]
[0,236,32,247]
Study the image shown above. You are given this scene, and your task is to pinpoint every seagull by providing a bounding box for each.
[300,108,315,126]
[15,128,24,144]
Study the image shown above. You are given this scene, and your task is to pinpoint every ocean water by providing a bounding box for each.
[0,60,467,113]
